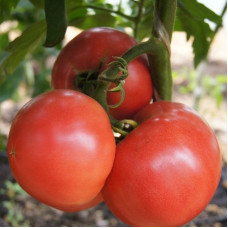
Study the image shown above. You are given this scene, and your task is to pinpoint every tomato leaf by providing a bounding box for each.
[70,13,116,29]
[137,10,153,41]
[65,0,84,13]
[32,71,51,97]
[29,0,44,8]
[0,0,20,23]
[0,20,46,81]
[0,33,9,52]
[175,0,223,67]
[68,8,88,22]
[175,10,213,68]
[43,0,67,47]
[0,64,25,102]
[178,0,223,25]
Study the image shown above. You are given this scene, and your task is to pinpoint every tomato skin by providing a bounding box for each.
[7,90,115,212]
[102,101,221,227]
[58,193,103,212]
[107,58,153,120]
[134,100,199,123]
[52,27,153,120]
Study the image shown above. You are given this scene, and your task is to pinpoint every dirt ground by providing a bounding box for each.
[0,29,227,227]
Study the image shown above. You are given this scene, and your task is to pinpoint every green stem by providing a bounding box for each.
[146,0,176,101]
[68,4,135,21]
[87,1,176,128]
[93,37,170,125]
[112,126,128,137]
[152,0,177,42]
[134,0,145,39]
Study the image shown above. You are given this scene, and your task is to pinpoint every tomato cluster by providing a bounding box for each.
[52,27,153,120]
[7,28,221,227]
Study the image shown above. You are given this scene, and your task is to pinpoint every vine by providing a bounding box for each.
[78,0,177,138]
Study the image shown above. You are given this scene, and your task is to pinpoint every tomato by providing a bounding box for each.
[107,58,153,120]
[7,90,115,212]
[102,101,221,227]
[51,27,153,120]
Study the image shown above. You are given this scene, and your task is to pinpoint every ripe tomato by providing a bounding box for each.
[52,27,153,120]
[102,101,221,227]
[58,193,103,212]
[7,90,115,212]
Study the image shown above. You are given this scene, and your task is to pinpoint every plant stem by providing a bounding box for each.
[90,0,177,127]
[134,0,145,39]
[69,4,135,21]
[146,0,177,101]
[93,37,170,126]
[152,0,177,42]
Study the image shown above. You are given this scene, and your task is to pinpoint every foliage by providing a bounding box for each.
[0,0,225,102]
[173,69,227,107]
[176,0,223,67]
[0,134,7,150]
[0,180,29,226]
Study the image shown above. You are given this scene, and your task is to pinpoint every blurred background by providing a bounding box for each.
[0,0,227,226]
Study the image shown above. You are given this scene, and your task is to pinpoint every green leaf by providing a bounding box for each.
[178,0,222,25]
[43,0,67,47]
[68,8,88,22]
[137,11,153,41]
[6,20,46,52]
[176,0,223,67]
[65,0,84,13]
[0,20,46,81]
[176,10,213,67]
[0,0,20,23]
[0,134,6,151]
[70,13,116,29]
[32,71,51,97]
[0,64,25,102]
[216,75,227,84]
[29,0,44,8]
[0,33,9,52]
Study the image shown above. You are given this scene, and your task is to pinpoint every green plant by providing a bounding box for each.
[203,74,227,107]
[1,180,30,226]
[0,134,7,151]
[0,0,225,101]
[175,69,227,107]
[1,0,226,227]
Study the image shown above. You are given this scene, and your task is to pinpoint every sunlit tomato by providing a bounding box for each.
[102,101,221,227]
[51,27,153,120]
[7,90,115,212]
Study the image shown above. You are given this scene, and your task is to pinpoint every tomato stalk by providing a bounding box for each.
[148,0,176,101]
[93,37,170,117]
[152,0,177,42]
[93,0,176,103]
[133,0,145,39]
[91,0,177,136]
